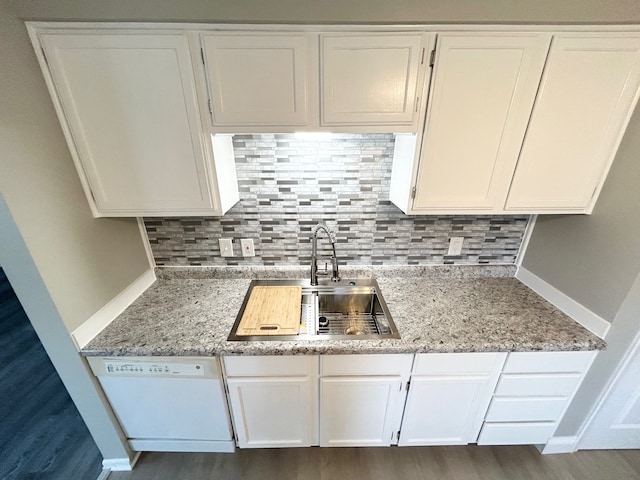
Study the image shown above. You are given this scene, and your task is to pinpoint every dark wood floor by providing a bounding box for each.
[109,445,640,480]
[0,267,103,480]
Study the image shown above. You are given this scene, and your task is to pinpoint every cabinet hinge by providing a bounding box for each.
[200,47,205,65]
[208,98,212,115]
[420,47,426,65]
[397,430,401,441]
[429,49,436,67]
[406,380,411,391]
[410,187,416,199]
[415,97,420,113]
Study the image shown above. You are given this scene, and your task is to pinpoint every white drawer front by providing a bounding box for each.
[477,422,557,445]
[485,396,568,422]
[223,356,318,377]
[503,351,595,374]
[412,352,506,375]
[495,373,581,396]
[321,354,413,376]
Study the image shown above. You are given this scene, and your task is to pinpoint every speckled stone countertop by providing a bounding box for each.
[82,265,605,356]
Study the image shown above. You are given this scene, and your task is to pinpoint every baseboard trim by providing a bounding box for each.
[72,269,156,349]
[96,468,111,480]
[538,435,579,454]
[516,267,610,339]
[102,452,140,471]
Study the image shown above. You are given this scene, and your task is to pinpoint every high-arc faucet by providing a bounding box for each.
[310,223,340,286]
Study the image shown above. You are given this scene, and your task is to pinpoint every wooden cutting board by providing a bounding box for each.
[236,286,302,336]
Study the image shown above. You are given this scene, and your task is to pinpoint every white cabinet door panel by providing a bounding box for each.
[503,351,595,374]
[320,377,402,447]
[321,354,413,376]
[478,422,557,445]
[398,374,492,446]
[40,33,216,215]
[495,373,582,396]
[485,396,569,422]
[202,34,314,127]
[224,355,317,377]
[321,34,428,126]
[227,377,317,448]
[506,35,640,212]
[413,34,550,212]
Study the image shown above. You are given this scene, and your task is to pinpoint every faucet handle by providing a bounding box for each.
[316,262,329,277]
[330,256,340,282]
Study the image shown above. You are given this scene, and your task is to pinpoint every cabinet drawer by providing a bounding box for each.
[413,353,506,375]
[223,356,318,377]
[485,396,568,422]
[321,354,413,376]
[495,373,581,396]
[503,351,595,374]
[478,422,557,445]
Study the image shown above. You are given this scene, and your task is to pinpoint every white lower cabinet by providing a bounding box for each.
[477,351,596,446]
[223,356,319,448]
[398,353,506,446]
[319,354,413,447]
[222,351,596,450]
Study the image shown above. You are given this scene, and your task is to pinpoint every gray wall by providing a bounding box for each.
[0,2,151,333]
[558,271,640,436]
[0,195,133,460]
[10,0,640,24]
[522,107,640,322]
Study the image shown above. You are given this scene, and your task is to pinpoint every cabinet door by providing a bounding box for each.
[398,375,494,446]
[506,34,640,213]
[39,32,219,216]
[320,377,402,447]
[412,34,550,212]
[226,377,317,448]
[321,33,429,127]
[201,33,314,127]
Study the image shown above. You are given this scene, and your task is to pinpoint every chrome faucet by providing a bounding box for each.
[310,223,340,286]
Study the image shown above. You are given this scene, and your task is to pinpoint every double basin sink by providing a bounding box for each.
[228,278,400,341]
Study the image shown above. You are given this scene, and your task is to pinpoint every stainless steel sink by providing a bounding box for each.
[228,279,400,341]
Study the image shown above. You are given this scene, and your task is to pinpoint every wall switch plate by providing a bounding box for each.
[447,237,464,256]
[241,239,255,257]
[219,238,234,257]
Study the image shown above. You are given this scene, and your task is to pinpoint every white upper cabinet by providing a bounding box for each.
[505,34,640,213]
[411,33,551,212]
[321,33,432,129]
[33,29,238,217]
[201,33,316,128]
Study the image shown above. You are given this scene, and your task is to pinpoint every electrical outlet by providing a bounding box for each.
[219,238,234,257]
[241,239,255,257]
[447,237,464,256]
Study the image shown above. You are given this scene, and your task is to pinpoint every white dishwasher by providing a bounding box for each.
[87,356,234,452]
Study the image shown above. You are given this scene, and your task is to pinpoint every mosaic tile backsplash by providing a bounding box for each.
[145,134,530,266]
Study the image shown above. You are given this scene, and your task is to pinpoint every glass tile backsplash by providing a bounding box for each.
[144,134,529,266]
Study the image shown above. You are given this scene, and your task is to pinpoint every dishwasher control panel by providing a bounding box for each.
[104,360,205,377]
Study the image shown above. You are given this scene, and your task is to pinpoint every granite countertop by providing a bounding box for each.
[82,265,605,356]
